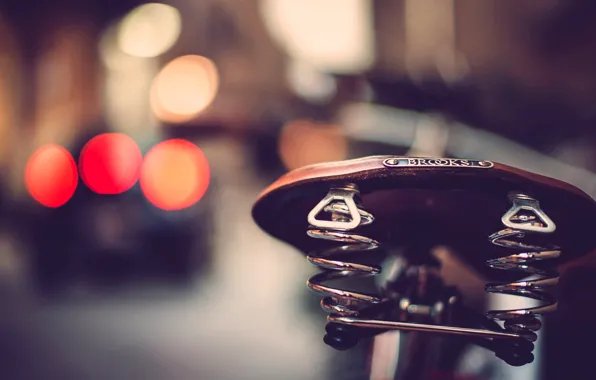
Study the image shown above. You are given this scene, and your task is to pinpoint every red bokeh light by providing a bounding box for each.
[25,145,78,208]
[140,139,210,210]
[79,133,143,195]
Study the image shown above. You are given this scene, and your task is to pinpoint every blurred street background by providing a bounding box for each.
[0,0,596,379]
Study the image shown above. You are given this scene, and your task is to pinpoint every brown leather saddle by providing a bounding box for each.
[252,156,596,366]
[253,156,595,278]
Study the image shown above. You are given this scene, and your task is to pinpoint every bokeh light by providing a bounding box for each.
[118,3,181,58]
[260,0,374,73]
[140,139,210,211]
[79,133,143,195]
[278,119,348,170]
[286,59,337,104]
[25,145,78,208]
[99,22,160,139]
[150,55,219,123]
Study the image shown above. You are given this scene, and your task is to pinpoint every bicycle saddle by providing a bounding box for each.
[252,156,596,366]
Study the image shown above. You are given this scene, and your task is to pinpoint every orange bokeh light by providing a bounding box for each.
[278,119,348,170]
[79,133,143,195]
[25,144,78,208]
[140,139,210,210]
[150,55,219,123]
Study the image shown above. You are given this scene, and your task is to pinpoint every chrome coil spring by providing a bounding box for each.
[485,192,560,364]
[306,184,381,316]
[305,184,384,349]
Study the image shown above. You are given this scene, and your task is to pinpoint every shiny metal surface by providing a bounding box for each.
[487,192,560,333]
[383,157,493,169]
[307,184,368,230]
[501,191,556,233]
[329,316,522,340]
[306,184,383,316]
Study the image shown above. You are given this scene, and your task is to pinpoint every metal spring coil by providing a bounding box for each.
[485,226,560,365]
[306,199,383,349]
